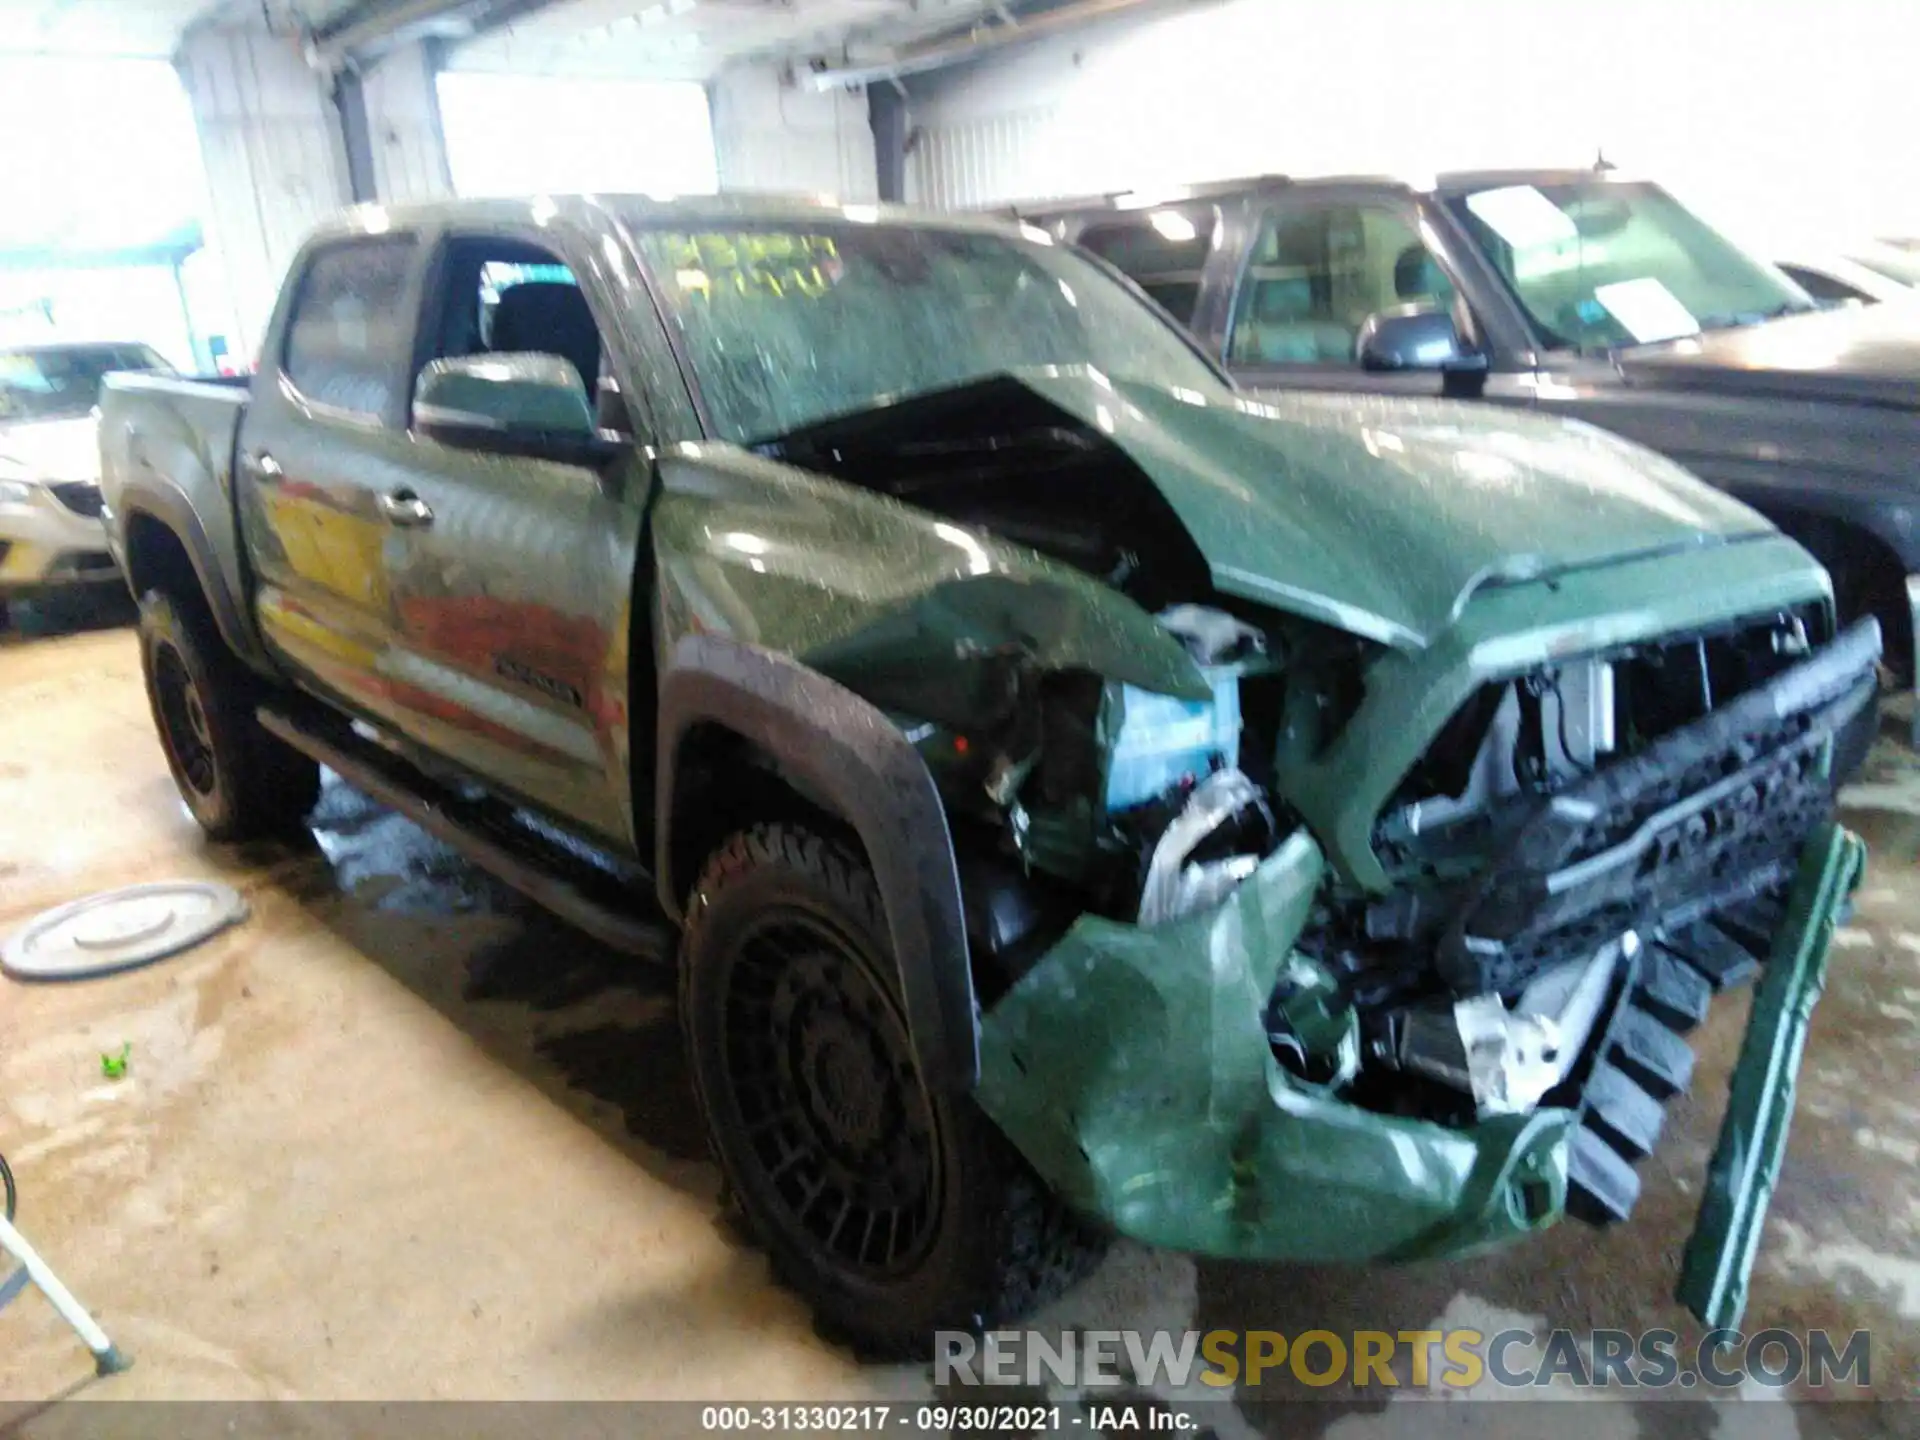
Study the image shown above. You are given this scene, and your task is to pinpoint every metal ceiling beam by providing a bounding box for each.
[308,0,550,67]
[799,0,1209,91]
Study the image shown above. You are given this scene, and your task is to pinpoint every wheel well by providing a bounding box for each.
[664,720,862,912]
[663,718,1073,1009]
[125,511,205,611]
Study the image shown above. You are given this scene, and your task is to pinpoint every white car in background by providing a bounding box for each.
[1775,243,1920,306]
[0,342,172,622]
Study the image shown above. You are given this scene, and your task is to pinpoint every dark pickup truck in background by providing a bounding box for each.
[1011,169,1920,736]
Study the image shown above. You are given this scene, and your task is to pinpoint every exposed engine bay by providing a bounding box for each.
[938,595,1873,1222]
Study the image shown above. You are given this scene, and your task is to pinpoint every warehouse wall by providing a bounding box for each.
[176,26,351,360]
[436,73,715,196]
[363,42,455,207]
[710,67,878,202]
[903,0,1920,246]
[176,29,456,359]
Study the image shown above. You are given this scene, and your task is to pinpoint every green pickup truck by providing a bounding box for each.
[98,195,1878,1358]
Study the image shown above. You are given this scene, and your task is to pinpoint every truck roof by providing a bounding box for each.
[306,192,1036,245]
[1002,167,1640,220]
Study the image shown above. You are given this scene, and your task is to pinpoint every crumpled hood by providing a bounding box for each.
[0,415,101,484]
[1614,303,1920,411]
[1012,369,1776,649]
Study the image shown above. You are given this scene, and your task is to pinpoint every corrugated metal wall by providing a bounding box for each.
[899,0,1920,242]
[176,26,351,359]
[364,43,455,207]
[710,68,877,202]
[906,106,1056,210]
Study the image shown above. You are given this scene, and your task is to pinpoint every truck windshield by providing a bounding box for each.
[0,343,172,424]
[1442,180,1818,352]
[634,222,1226,443]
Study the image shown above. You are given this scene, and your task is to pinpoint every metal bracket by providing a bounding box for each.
[0,1164,131,1379]
[0,1159,129,1382]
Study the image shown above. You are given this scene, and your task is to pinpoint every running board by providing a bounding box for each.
[257,707,671,959]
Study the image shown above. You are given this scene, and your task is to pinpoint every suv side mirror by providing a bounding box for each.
[413,353,628,471]
[1355,304,1484,373]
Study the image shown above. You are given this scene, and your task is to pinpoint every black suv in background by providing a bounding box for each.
[1010,170,1920,735]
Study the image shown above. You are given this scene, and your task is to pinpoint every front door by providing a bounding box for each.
[376,232,648,847]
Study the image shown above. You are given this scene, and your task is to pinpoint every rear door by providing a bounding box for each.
[236,232,427,731]
[372,227,650,847]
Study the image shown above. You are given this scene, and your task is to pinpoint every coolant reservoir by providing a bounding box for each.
[1102,670,1242,812]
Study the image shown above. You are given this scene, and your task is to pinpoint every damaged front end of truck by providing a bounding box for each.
[657,367,1878,1330]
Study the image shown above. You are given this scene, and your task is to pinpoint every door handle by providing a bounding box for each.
[378,490,434,527]
[247,451,282,480]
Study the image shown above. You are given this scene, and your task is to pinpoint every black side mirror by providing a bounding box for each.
[1356,304,1485,373]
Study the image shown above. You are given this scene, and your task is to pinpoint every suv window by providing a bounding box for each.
[283,237,417,418]
[1078,208,1216,324]
[1227,204,1453,366]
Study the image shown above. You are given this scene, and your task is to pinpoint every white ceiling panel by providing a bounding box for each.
[0,0,1000,74]
[0,0,364,57]
[447,0,1000,81]
[0,0,220,55]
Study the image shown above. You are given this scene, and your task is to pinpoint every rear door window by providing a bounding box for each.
[1078,208,1217,324]
[283,237,418,420]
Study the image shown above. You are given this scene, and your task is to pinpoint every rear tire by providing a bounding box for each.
[138,588,319,841]
[679,822,1103,1360]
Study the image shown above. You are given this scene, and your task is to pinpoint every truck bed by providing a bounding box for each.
[97,371,251,615]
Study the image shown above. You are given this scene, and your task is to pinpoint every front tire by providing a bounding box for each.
[679,822,1102,1359]
[138,588,319,841]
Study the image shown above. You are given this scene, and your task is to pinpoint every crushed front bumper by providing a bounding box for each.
[976,816,1866,1325]
[977,831,1575,1268]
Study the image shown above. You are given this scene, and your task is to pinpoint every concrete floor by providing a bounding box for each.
[2,602,1918,1435]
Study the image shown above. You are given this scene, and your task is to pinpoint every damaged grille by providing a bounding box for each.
[1434,619,1879,997]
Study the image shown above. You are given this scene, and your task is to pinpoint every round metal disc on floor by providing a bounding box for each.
[2,881,249,982]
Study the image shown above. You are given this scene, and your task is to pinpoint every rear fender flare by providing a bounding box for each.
[656,634,978,1091]
[119,482,270,671]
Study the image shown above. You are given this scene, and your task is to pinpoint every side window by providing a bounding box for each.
[426,239,610,412]
[283,238,417,417]
[1777,265,1866,305]
[1078,208,1216,325]
[1226,205,1453,366]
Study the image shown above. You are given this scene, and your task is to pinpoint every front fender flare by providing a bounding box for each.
[656,634,978,1091]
